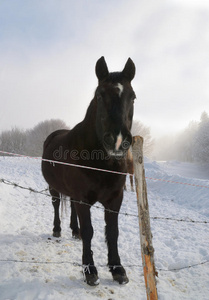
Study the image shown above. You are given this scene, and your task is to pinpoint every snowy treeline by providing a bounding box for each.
[0,119,68,156]
[131,120,154,156]
[0,119,154,157]
[154,112,209,162]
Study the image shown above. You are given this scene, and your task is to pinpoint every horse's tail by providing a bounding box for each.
[60,194,69,218]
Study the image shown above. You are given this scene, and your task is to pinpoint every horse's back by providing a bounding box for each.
[43,129,70,151]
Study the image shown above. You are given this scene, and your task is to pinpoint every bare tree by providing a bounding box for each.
[153,112,209,162]
[176,121,198,162]
[131,120,154,156]
[26,119,69,156]
[193,112,209,162]
[0,127,26,155]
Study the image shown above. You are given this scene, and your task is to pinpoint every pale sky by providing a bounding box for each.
[1,0,209,138]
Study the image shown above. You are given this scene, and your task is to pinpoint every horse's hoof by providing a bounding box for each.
[72,229,81,240]
[85,273,100,286]
[113,273,129,284]
[53,231,61,237]
[83,265,100,286]
[110,265,129,285]
[72,233,81,240]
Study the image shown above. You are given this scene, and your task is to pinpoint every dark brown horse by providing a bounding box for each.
[42,57,136,286]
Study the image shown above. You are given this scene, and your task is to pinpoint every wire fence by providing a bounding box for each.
[0,150,209,274]
[1,178,208,224]
[0,256,209,273]
[1,150,209,189]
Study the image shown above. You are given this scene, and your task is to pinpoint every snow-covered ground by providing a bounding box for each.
[0,157,209,300]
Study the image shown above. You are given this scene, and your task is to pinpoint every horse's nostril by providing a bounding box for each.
[122,134,132,150]
[122,140,130,150]
[103,133,114,147]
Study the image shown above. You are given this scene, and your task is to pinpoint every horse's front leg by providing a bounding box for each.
[105,207,129,284]
[75,203,99,286]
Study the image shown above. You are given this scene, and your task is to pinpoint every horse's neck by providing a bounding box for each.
[72,98,100,150]
[84,98,97,121]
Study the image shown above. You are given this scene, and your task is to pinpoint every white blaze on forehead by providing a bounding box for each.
[115,132,123,151]
[115,83,123,97]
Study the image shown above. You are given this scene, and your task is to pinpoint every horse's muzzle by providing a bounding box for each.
[103,132,132,158]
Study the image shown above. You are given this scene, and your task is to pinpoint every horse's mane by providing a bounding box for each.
[83,97,97,123]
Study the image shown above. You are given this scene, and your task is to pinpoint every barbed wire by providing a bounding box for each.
[1,177,209,224]
[158,259,209,272]
[146,176,209,189]
[1,173,209,275]
[0,178,138,218]
[151,216,209,224]
[0,257,208,273]
[1,152,209,284]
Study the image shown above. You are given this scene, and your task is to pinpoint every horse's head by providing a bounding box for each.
[95,57,136,158]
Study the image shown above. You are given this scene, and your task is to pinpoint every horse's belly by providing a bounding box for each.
[42,159,126,204]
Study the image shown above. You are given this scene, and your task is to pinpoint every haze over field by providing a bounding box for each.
[1,0,209,138]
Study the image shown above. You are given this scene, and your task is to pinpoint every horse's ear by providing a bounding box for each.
[95,56,109,82]
[122,58,135,82]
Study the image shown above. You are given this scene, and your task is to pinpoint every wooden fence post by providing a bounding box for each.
[132,136,158,300]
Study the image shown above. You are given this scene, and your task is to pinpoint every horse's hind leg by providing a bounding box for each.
[49,187,61,237]
[70,199,81,239]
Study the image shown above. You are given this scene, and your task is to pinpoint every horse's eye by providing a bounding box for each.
[96,88,106,102]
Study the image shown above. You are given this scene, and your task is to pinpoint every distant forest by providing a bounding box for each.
[154,111,209,163]
[1,113,209,163]
[0,119,154,157]
[0,119,68,157]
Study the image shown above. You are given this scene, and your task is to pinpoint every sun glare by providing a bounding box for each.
[170,0,209,8]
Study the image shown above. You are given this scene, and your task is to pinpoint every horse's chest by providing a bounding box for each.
[67,167,125,203]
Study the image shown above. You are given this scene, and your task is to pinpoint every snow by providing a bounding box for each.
[0,157,209,300]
